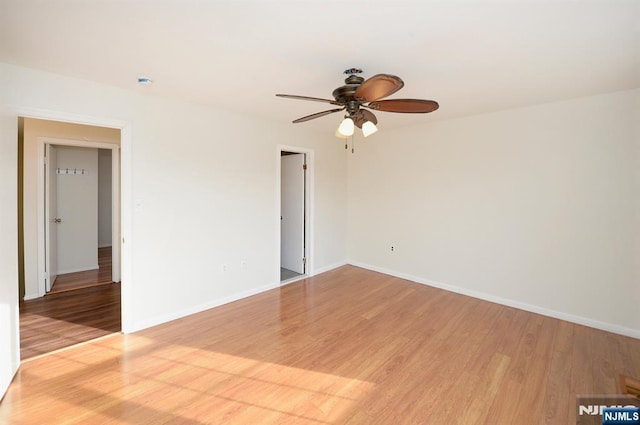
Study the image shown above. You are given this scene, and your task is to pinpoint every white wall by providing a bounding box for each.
[5,60,635,350]
[0,107,20,399]
[1,62,348,333]
[348,89,640,337]
[22,118,120,299]
[55,146,99,274]
[98,149,113,247]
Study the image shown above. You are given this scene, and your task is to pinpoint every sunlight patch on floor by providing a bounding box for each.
[5,334,376,424]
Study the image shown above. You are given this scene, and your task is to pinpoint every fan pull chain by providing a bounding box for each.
[343,135,356,153]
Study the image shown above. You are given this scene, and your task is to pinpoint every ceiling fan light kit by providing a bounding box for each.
[276,68,438,140]
[337,116,355,137]
[361,120,378,137]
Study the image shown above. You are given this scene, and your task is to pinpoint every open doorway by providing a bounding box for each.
[279,147,313,284]
[45,147,115,294]
[40,141,120,294]
[18,117,122,359]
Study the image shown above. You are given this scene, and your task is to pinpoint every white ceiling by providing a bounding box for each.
[1,0,638,132]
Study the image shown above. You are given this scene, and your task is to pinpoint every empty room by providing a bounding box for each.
[0,1,638,424]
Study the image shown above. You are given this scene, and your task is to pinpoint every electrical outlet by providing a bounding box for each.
[391,246,395,252]
[241,260,248,270]
[221,264,228,272]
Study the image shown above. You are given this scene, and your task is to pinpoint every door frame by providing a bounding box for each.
[280,152,306,275]
[277,145,314,284]
[44,143,57,292]
[14,106,133,334]
[37,137,120,295]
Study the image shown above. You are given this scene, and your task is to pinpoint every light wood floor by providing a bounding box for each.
[2,266,639,424]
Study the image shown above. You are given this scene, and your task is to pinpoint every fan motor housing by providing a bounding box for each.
[332,75,365,104]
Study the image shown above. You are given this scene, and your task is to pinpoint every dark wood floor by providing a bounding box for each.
[50,246,114,293]
[20,247,120,360]
[4,265,639,423]
[19,283,121,359]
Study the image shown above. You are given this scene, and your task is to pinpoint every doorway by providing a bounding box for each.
[47,147,114,293]
[38,138,121,296]
[44,144,119,293]
[279,147,313,284]
[19,118,123,359]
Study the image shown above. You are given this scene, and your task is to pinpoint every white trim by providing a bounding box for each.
[111,143,120,283]
[39,137,118,150]
[279,275,306,286]
[314,261,348,276]
[130,282,280,333]
[56,265,99,275]
[11,106,127,130]
[279,262,346,289]
[119,124,133,333]
[23,293,40,301]
[36,137,120,297]
[348,260,640,340]
[36,140,45,296]
[14,106,133,334]
[277,145,315,281]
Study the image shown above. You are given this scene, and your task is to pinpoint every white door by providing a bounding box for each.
[0,107,20,398]
[44,144,58,292]
[54,147,98,275]
[281,153,305,274]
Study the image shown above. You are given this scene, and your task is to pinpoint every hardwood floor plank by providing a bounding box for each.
[2,266,639,424]
[541,319,574,424]
[20,247,120,359]
[570,325,596,393]
[19,283,121,359]
[50,246,114,293]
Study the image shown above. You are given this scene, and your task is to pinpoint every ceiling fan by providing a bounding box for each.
[276,68,439,138]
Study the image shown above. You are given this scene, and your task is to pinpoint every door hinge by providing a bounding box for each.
[302,257,307,265]
[303,163,307,170]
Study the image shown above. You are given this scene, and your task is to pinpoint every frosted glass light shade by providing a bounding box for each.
[335,129,348,139]
[362,121,378,137]
[337,117,355,136]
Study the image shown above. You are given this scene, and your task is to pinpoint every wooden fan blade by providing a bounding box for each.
[276,94,343,106]
[354,74,404,102]
[368,99,439,113]
[361,109,378,124]
[292,108,344,123]
[353,109,378,128]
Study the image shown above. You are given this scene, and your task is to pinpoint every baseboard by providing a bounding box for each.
[313,261,347,276]
[23,292,40,301]
[348,260,640,340]
[128,281,281,333]
[128,263,349,333]
[57,265,99,275]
